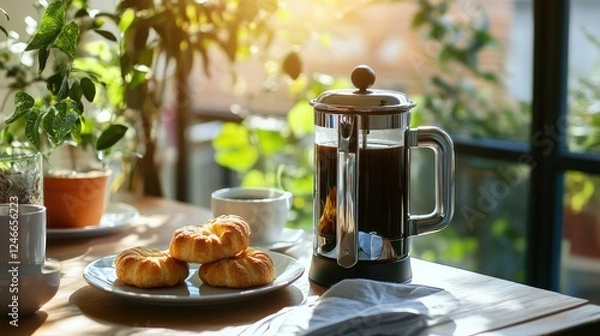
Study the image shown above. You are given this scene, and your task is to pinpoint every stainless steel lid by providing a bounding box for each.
[310,65,416,115]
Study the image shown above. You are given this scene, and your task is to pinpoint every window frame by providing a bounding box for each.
[457,0,600,291]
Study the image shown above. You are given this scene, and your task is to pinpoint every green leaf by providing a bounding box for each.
[287,100,314,137]
[130,66,150,88]
[411,11,427,28]
[213,123,258,172]
[255,129,286,155]
[71,118,82,143]
[53,21,79,59]
[96,124,128,150]
[80,77,96,102]
[214,147,258,173]
[473,30,495,49]
[94,29,118,42]
[79,116,94,135]
[25,110,43,150]
[491,218,509,236]
[57,74,70,100]
[53,99,80,142]
[69,81,83,102]
[1,127,14,144]
[42,108,57,142]
[74,8,89,19]
[6,92,35,124]
[38,45,50,73]
[241,170,268,187]
[408,95,425,127]
[26,0,66,51]
[118,9,135,32]
[213,123,252,150]
[479,71,498,83]
[277,165,313,195]
[46,72,65,96]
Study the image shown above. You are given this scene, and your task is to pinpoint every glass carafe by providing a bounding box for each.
[309,65,455,287]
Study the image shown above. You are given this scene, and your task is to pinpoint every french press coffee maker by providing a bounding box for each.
[309,65,455,287]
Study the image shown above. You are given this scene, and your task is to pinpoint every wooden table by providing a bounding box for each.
[2,195,599,335]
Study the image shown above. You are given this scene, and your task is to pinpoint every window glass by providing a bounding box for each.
[411,153,529,282]
[568,0,600,153]
[562,171,600,304]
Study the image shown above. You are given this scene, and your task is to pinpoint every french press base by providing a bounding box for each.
[309,254,412,288]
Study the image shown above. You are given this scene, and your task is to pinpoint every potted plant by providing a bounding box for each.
[1,1,129,228]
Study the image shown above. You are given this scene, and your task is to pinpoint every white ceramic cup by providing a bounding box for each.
[0,204,61,316]
[211,187,293,245]
[0,204,46,266]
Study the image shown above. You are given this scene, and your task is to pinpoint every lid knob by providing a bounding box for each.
[351,65,376,92]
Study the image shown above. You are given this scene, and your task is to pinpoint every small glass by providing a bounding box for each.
[0,146,43,205]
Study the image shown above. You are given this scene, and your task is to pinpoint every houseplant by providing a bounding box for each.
[1,0,128,227]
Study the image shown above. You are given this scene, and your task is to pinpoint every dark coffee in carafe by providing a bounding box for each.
[314,142,406,241]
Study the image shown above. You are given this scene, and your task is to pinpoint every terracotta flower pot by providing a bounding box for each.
[44,170,112,229]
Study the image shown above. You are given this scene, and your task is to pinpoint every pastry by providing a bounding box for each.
[115,246,189,288]
[169,214,251,264]
[198,247,275,288]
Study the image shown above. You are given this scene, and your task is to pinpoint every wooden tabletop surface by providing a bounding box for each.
[2,194,599,335]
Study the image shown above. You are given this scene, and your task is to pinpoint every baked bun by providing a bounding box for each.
[115,247,189,288]
[198,247,275,288]
[169,215,251,264]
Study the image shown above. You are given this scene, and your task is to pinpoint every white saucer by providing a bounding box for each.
[257,228,305,251]
[83,250,305,306]
[47,202,139,238]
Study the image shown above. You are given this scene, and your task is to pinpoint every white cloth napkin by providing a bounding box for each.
[242,278,458,336]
